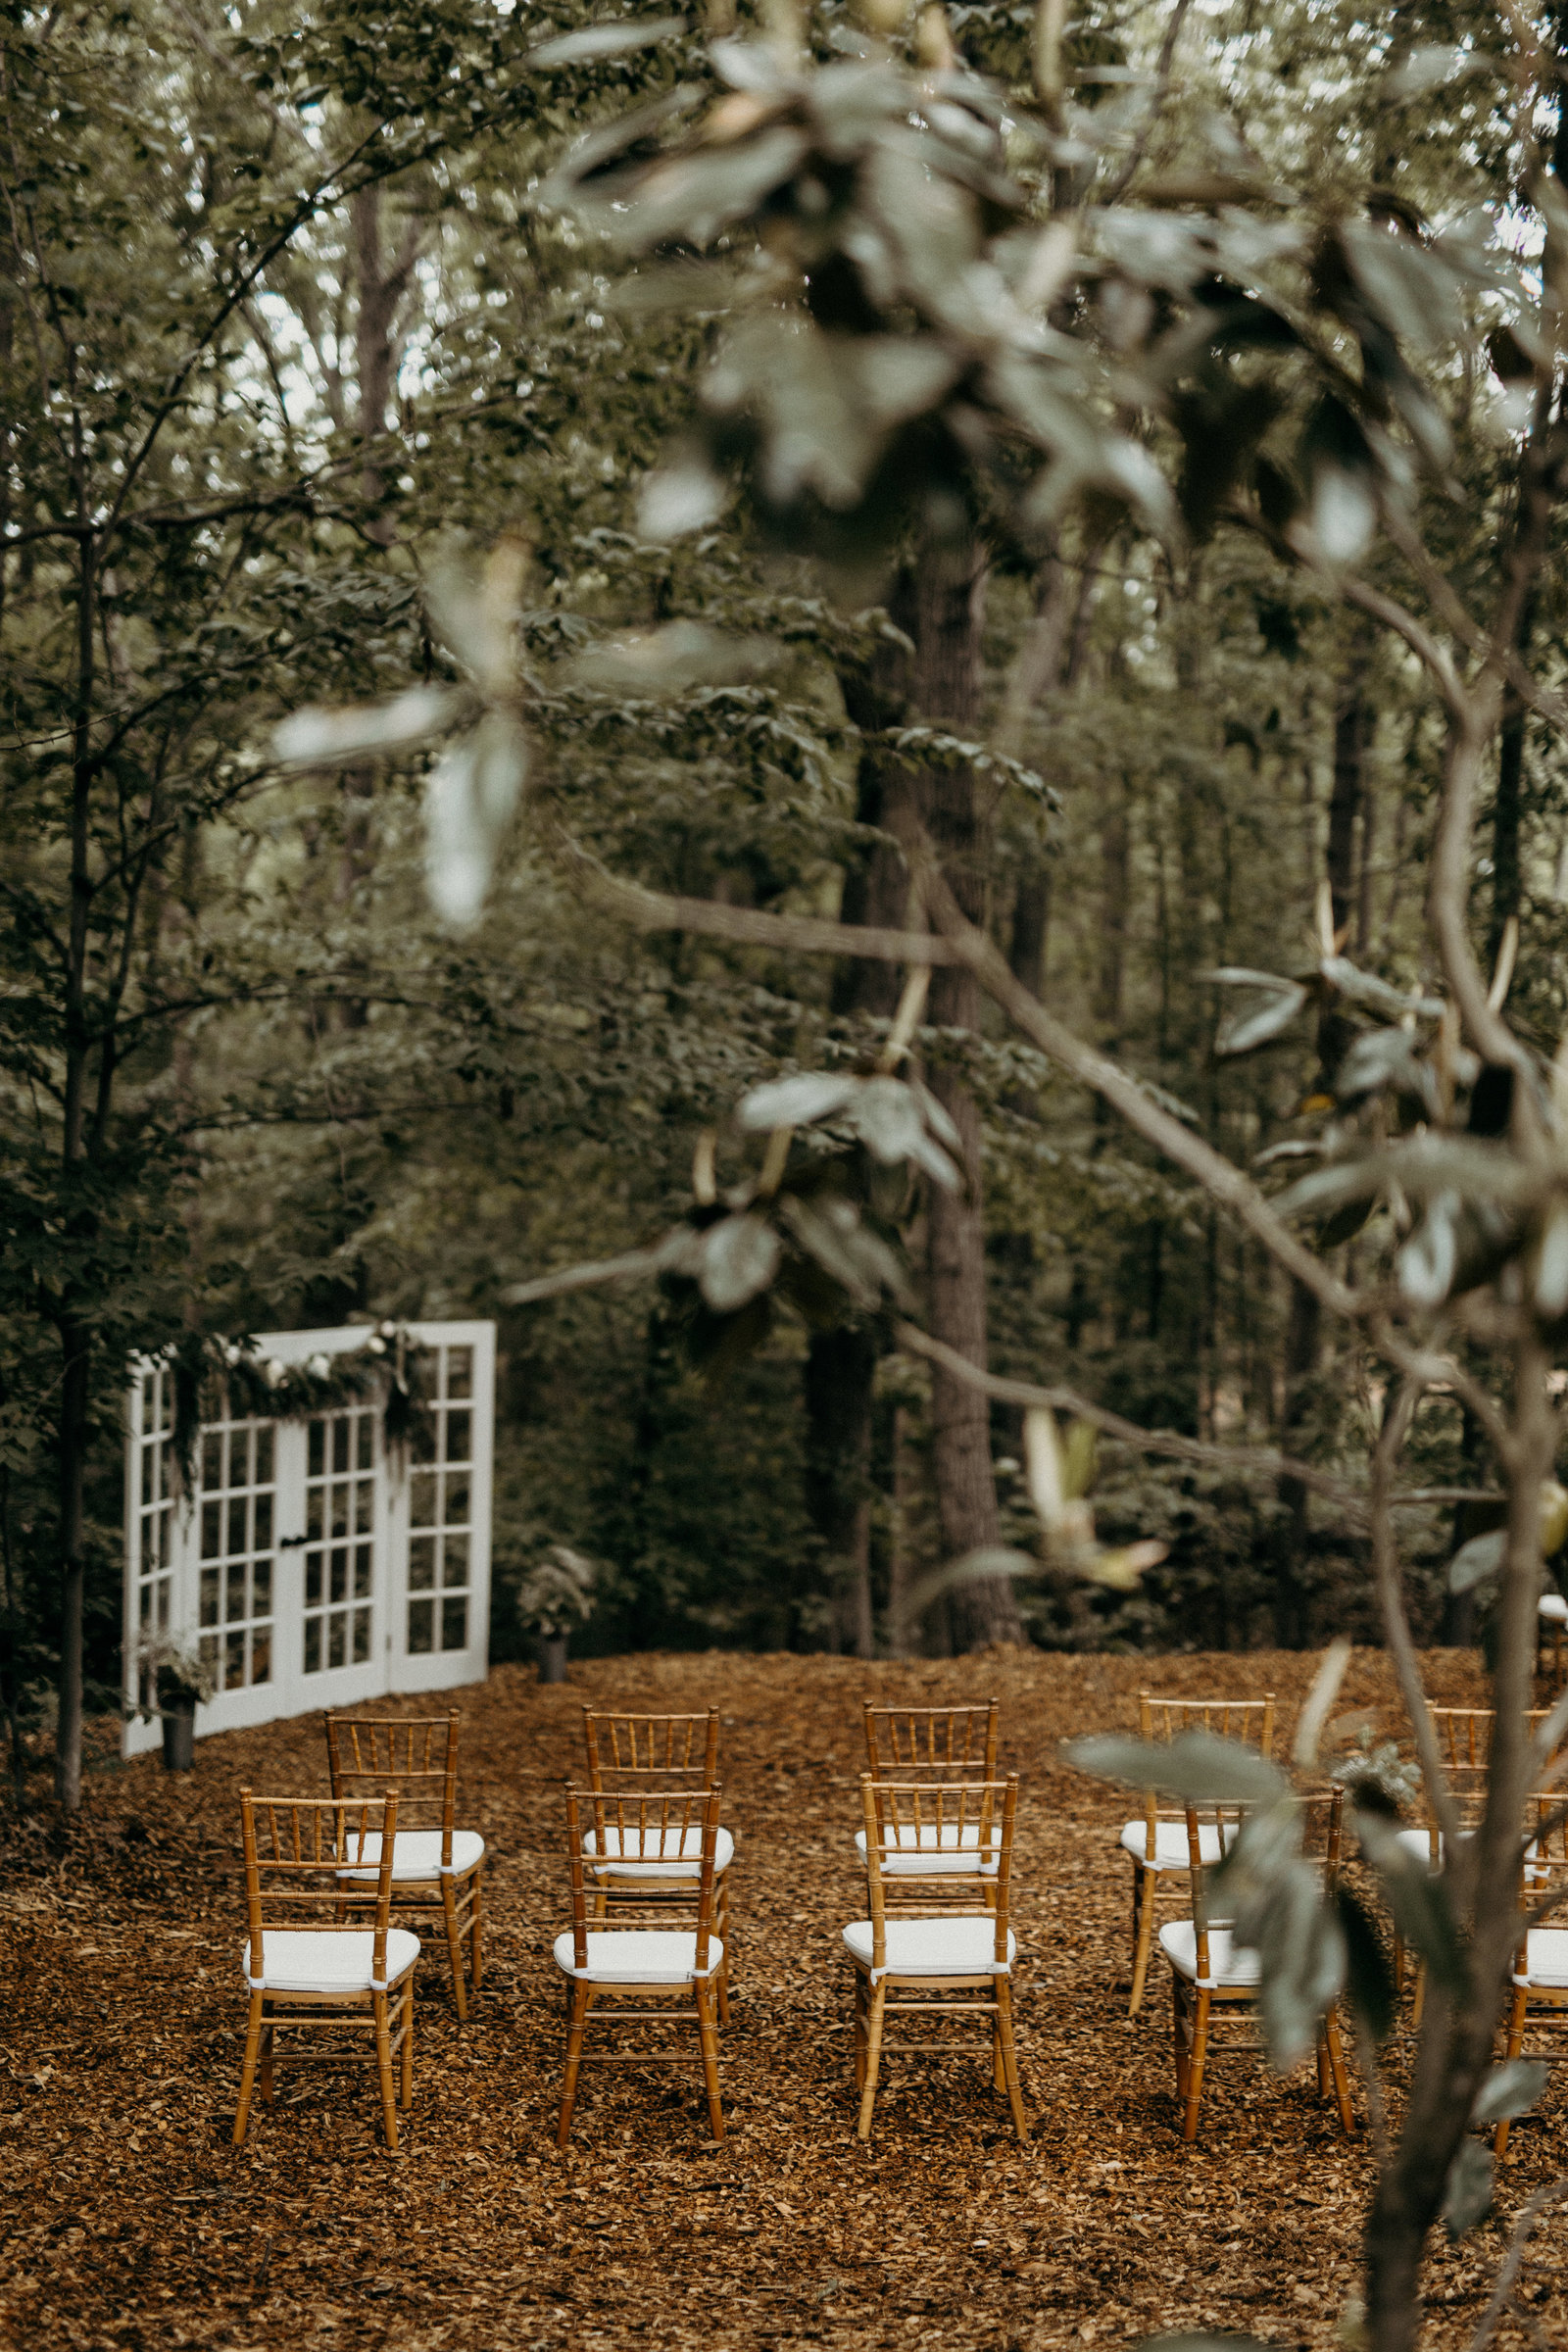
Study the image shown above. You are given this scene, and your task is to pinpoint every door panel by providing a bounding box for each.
[123,1320,493,1753]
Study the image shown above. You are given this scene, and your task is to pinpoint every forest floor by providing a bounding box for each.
[3,1646,1566,2352]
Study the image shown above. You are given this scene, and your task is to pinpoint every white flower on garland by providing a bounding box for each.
[307,1352,330,1379]
[264,1358,286,1389]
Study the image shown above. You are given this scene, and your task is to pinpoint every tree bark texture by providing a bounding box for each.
[804,1324,877,1658]
[914,532,1022,1649]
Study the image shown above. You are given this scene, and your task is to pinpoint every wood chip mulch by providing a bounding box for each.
[3,1645,1565,2352]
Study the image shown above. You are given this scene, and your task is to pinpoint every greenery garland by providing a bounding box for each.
[165,1322,434,1496]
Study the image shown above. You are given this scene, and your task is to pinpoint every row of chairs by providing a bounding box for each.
[232,1700,1021,2149]
[555,1700,1023,2145]
[230,1685,1567,2153]
[1116,1690,1568,2146]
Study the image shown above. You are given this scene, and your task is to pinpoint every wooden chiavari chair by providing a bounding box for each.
[235,1788,416,2149]
[1119,1690,1275,2015]
[1391,1709,1563,2010]
[581,1707,731,2019]
[1495,1796,1568,2156]
[1161,1787,1354,2143]
[554,1783,725,2145]
[1539,1593,1566,1697]
[844,1774,1026,2142]
[858,1700,1002,1885]
[324,1708,485,2019]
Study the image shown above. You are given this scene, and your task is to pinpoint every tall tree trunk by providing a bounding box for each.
[805,1325,876,1657]
[55,414,95,1813]
[886,1402,918,1658]
[350,187,419,544]
[1272,630,1372,1649]
[54,1319,89,1814]
[802,608,920,1649]
[915,531,1022,1649]
[1273,1277,1319,1646]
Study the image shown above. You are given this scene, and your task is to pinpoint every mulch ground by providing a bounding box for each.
[2,1646,1565,2352]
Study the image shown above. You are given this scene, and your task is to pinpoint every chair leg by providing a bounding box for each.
[857,1979,887,2141]
[716,1874,731,2026]
[1411,1959,1427,2033]
[558,1983,590,2148]
[853,1973,868,2093]
[696,1979,725,2140]
[401,1980,415,2108]
[1393,1929,1406,1997]
[1171,1982,1190,2103]
[440,1877,468,2022]
[1129,1865,1158,2016]
[468,1866,484,1994]
[372,1991,400,2151]
[260,2024,274,2106]
[1181,1988,1211,2143]
[1321,2010,1355,2134]
[992,2015,1005,2089]
[233,1992,266,2147]
[1494,1984,1529,2158]
[996,1980,1028,2142]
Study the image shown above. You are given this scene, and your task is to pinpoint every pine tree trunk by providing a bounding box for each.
[804,1324,877,1659]
[914,532,1021,1649]
[53,1319,89,1812]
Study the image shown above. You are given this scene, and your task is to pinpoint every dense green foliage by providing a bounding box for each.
[4,0,1567,1770]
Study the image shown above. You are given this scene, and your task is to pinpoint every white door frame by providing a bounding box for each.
[122,1319,494,1755]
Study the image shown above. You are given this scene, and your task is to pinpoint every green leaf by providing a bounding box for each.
[1443,2139,1494,2239]
[1298,398,1379,564]
[1252,1863,1346,2071]
[697,1211,781,1313]
[1209,971,1308,1056]
[1448,1528,1504,1594]
[273,685,464,767]
[1335,1883,1396,2044]
[524,17,687,70]
[1064,1729,1290,1805]
[1351,1807,1468,1996]
[736,1072,859,1132]
[1471,2059,1548,2127]
[777,1195,909,1309]
[1396,1192,1459,1307]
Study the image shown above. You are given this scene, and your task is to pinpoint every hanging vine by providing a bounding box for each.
[163,1324,435,1496]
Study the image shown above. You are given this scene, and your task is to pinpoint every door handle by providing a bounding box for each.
[279,1534,308,1549]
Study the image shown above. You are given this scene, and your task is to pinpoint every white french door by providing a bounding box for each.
[122,1320,494,1755]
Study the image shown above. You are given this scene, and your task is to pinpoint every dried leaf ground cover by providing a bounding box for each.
[3,1646,1566,2352]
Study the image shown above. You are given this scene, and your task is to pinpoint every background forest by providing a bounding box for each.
[3,0,1560,1769]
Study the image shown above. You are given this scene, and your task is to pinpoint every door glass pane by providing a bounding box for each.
[303,1406,376,1676]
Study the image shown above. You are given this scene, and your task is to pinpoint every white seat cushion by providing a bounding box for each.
[1542,1592,1568,1624]
[552,1930,724,1984]
[1519,1928,1568,1988]
[242,1928,420,1993]
[1395,1825,1444,1870]
[583,1826,733,1879]
[335,1829,485,1883]
[1119,1818,1225,1869]
[855,1826,1001,1877]
[1158,1922,1260,1988]
[841,1917,1015,1981]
